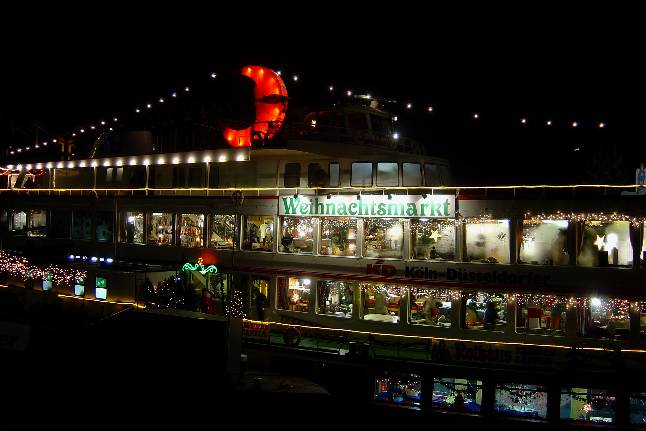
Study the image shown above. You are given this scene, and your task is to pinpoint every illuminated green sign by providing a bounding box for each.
[182,258,218,275]
[96,277,107,288]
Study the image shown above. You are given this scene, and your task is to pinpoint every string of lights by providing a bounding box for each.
[4,67,610,161]
[525,211,646,228]
[0,250,87,286]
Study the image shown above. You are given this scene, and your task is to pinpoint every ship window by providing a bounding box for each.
[277,277,310,313]
[520,220,569,265]
[438,165,450,185]
[410,219,455,261]
[363,218,403,259]
[410,289,453,328]
[424,163,440,186]
[279,217,315,254]
[377,162,399,187]
[209,215,235,249]
[402,163,422,186]
[351,162,373,187]
[361,283,401,323]
[148,212,174,246]
[576,296,630,339]
[179,214,204,248]
[494,383,548,419]
[250,277,270,321]
[515,295,566,336]
[95,212,114,242]
[187,165,203,187]
[243,215,273,252]
[208,165,219,188]
[0,211,8,232]
[172,166,186,188]
[284,163,301,187]
[465,219,510,264]
[120,211,144,244]
[463,291,508,331]
[432,377,483,413]
[374,372,422,408]
[319,217,358,257]
[629,392,646,425]
[329,162,340,187]
[317,280,355,318]
[72,210,92,240]
[578,221,631,267]
[27,209,47,237]
[10,210,27,233]
[307,163,328,187]
[50,210,71,239]
[560,388,615,423]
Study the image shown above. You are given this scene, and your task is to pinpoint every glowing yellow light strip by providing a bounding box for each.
[56,293,144,308]
[243,319,646,353]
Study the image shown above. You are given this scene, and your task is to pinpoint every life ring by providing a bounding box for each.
[283,326,301,347]
[223,65,288,148]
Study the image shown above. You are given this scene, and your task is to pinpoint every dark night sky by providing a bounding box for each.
[0,8,642,185]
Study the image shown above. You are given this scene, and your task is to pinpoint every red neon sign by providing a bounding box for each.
[223,65,288,147]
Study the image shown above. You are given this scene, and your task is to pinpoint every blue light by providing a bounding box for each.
[68,254,75,260]
[90,256,98,263]
[106,258,114,264]
[99,258,105,262]
[75,256,81,259]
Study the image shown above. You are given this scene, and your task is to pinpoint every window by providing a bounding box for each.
[410,289,453,327]
[424,163,440,185]
[361,283,401,323]
[120,211,144,244]
[208,164,219,188]
[172,166,186,188]
[516,295,566,336]
[50,210,71,239]
[27,210,47,237]
[307,163,327,187]
[577,297,630,339]
[402,163,422,186]
[410,219,455,260]
[95,277,107,300]
[463,291,508,331]
[520,220,569,265]
[317,280,354,318]
[578,221,631,267]
[329,162,340,187]
[319,217,357,256]
[629,392,646,425]
[95,212,114,242]
[432,377,483,413]
[363,218,403,259]
[284,163,301,187]
[560,388,615,423]
[438,165,450,184]
[72,210,92,240]
[243,215,273,252]
[277,277,311,312]
[351,162,373,186]
[179,214,204,247]
[374,373,422,408]
[465,219,510,264]
[250,277,270,321]
[377,162,398,186]
[10,211,27,232]
[209,215,235,249]
[187,165,203,187]
[148,212,174,245]
[495,383,548,419]
[279,217,314,254]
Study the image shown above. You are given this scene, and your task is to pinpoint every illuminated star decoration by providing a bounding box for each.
[594,235,606,251]
[182,257,218,275]
[429,229,442,242]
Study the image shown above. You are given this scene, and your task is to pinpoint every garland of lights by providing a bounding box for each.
[0,250,86,286]
[182,258,218,275]
[525,211,645,228]
[226,286,246,318]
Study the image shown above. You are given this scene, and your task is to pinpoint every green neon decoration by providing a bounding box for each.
[182,258,218,275]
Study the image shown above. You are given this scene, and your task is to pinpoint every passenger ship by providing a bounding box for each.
[2,65,646,425]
